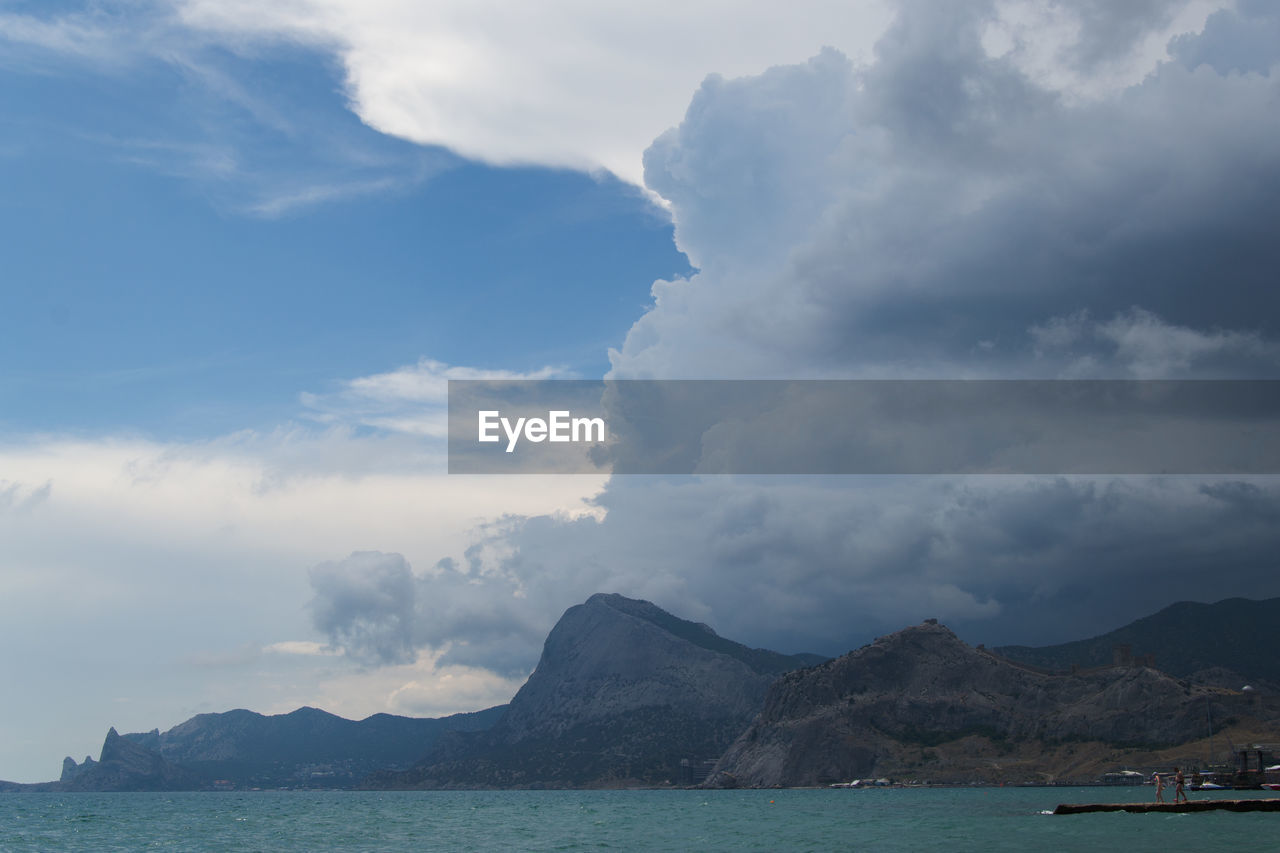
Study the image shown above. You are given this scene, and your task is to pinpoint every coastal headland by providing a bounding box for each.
[4,595,1278,792]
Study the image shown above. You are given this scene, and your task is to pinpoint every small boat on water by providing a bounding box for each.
[828,778,892,788]
[1189,771,1231,791]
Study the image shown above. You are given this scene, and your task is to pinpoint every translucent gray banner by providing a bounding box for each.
[447,380,1280,474]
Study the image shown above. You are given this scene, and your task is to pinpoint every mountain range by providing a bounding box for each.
[994,597,1280,689]
[3,594,1277,791]
[9,705,504,792]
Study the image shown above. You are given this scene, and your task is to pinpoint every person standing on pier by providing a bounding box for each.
[1174,767,1188,804]
[1154,772,1165,803]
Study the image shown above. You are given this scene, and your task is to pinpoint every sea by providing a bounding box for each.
[1,787,1272,852]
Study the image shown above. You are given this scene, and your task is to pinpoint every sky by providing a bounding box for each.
[2,0,1279,783]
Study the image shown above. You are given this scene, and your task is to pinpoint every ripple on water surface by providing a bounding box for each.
[0,787,1274,852]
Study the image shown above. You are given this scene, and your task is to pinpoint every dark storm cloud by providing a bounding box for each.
[309,551,418,666]
[376,476,1280,669]
[824,9,1280,372]
[339,1,1280,668]
[627,0,1280,379]
[590,0,1280,653]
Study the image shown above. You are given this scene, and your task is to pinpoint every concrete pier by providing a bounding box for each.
[1054,798,1280,815]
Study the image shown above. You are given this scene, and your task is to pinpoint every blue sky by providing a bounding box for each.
[4,0,1280,785]
[0,41,689,437]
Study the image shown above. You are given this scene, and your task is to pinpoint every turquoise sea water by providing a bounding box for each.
[1,788,1274,852]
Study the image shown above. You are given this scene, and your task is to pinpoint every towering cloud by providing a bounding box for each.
[360,0,1280,670]
[618,0,1280,380]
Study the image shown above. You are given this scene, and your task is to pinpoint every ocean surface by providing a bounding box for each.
[1,787,1273,852]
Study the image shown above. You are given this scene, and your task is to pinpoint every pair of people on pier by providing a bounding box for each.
[1154,768,1188,804]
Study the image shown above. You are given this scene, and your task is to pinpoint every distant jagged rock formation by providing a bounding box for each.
[707,621,1280,788]
[11,706,506,791]
[60,754,96,782]
[58,728,202,792]
[367,592,826,788]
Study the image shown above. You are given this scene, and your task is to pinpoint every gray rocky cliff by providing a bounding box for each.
[709,621,1279,787]
[60,755,96,782]
[370,592,823,788]
[497,593,789,740]
[58,728,202,792]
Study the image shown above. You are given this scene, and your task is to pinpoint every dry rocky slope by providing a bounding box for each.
[366,593,825,788]
[708,621,1280,787]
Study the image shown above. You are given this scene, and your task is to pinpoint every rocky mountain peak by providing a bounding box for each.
[375,593,825,788]
[710,619,1280,788]
[499,593,783,741]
